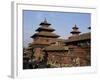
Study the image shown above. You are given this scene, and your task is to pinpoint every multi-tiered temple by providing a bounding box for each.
[31,18,59,46]
[23,19,91,69]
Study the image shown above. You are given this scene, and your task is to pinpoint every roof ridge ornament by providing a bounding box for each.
[39,18,51,26]
[88,26,91,30]
[44,17,47,23]
[72,24,78,29]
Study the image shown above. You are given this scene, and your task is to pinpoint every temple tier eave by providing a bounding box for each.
[31,33,60,38]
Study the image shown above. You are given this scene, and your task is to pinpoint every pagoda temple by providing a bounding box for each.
[23,19,91,69]
[31,18,60,47]
[30,19,60,64]
[70,24,81,36]
[65,25,91,66]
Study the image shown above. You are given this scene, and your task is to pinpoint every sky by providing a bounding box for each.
[23,10,91,47]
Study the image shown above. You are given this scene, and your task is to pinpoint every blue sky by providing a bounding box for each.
[23,10,91,47]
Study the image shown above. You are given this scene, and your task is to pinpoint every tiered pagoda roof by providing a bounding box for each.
[31,32,59,38]
[31,18,60,38]
[66,32,90,43]
[70,24,81,35]
[88,26,91,30]
[36,26,55,32]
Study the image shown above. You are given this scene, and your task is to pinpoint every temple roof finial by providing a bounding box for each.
[88,26,91,30]
[44,17,47,23]
[39,18,51,26]
[72,24,78,29]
